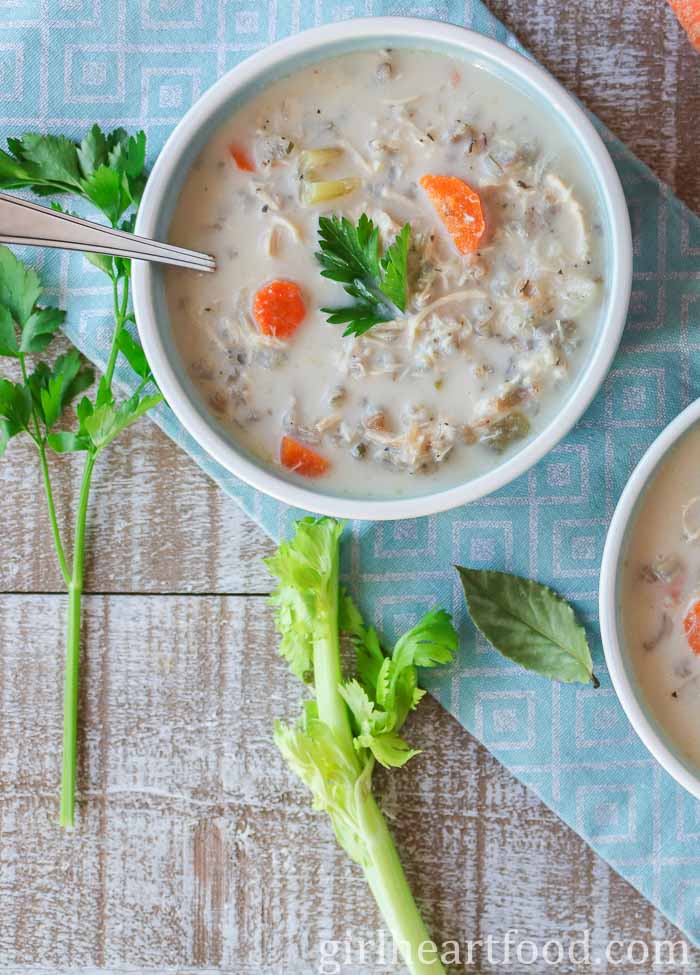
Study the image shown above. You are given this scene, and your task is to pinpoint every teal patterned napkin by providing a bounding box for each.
[8,0,700,947]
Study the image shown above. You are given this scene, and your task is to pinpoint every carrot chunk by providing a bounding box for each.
[419,174,485,254]
[668,0,700,51]
[280,436,330,477]
[229,144,255,172]
[253,280,306,338]
[683,599,700,654]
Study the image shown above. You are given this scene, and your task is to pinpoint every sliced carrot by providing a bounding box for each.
[419,174,485,255]
[229,144,255,172]
[253,280,306,339]
[683,599,700,654]
[668,0,700,51]
[280,436,330,477]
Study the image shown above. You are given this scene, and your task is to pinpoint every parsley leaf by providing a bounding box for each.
[83,166,127,225]
[0,247,41,326]
[321,302,390,337]
[315,214,411,337]
[13,133,83,190]
[47,431,91,454]
[0,125,147,228]
[0,305,18,357]
[0,248,68,358]
[20,306,65,353]
[379,223,410,312]
[116,328,153,382]
[76,124,108,177]
[83,391,161,451]
[0,418,17,456]
[0,378,31,433]
[29,350,94,430]
[85,251,115,277]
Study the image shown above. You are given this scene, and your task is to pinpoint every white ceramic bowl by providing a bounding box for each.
[133,16,632,521]
[600,399,700,799]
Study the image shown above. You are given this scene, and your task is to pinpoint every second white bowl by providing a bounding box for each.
[600,398,700,799]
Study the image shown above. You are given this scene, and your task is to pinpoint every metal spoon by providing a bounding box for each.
[0,192,216,272]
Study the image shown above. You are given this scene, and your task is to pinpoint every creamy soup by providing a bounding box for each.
[621,424,700,769]
[166,48,605,498]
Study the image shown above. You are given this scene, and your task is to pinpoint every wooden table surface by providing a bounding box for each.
[2,3,699,973]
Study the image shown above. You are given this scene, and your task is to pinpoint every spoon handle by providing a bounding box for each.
[0,192,215,272]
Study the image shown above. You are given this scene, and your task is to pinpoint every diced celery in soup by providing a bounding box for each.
[621,424,700,769]
[165,48,604,498]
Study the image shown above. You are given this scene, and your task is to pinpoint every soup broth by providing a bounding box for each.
[165,47,605,498]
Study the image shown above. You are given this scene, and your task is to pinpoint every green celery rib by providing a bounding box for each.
[312,530,446,975]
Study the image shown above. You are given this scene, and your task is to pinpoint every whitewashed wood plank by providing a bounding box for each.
[488,0,700,212]
[0,420,274,596]
[0,593,696,973]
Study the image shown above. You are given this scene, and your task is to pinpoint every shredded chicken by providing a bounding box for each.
[683,497,700,541]
[263,225,280,257]
[359,408,458,473]
[270,213,302,243]
[334,136,373,174]
[381,94,423,106]
[407,290,485,345]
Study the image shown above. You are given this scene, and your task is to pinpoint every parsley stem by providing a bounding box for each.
[19,353,70,586]
[58,266,131,828]
[38,441,70,587]
[104,270,130,389]
[59,449,96,829]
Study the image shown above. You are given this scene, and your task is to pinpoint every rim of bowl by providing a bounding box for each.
[133,16,632,521]
[600,397,700,799]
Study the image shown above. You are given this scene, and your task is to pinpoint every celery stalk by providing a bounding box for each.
[268,517,457,974]
[302,177,360,204]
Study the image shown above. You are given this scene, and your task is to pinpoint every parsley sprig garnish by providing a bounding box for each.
[0,125,161,828]
[315,214,411,337]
